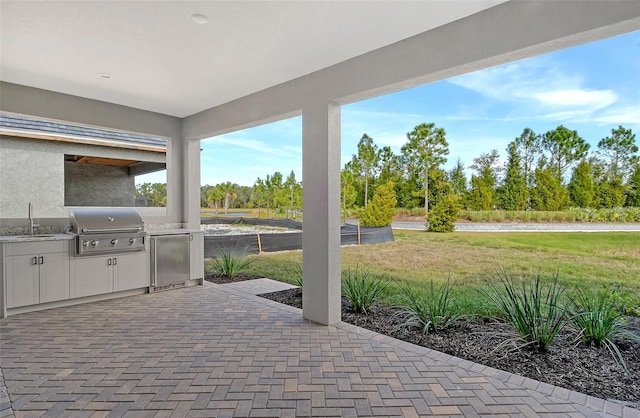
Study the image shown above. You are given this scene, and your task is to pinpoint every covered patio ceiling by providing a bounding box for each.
[1,0,507,118]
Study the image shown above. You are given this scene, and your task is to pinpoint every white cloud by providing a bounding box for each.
[449,60,583,101]
[201,160,302,187]
[344,109,423,121]
[593,106,640,125]
[281,145,302,154]
[199,118,304,186]
[342,109,423,137]
[532,89,617,108]
[203,135,301,159]
[444,135,512,170]
[448,59,620,123]
[203,136,272,153]
[376,135,407,148]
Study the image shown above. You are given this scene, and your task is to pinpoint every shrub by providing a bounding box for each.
[211,251,253,277]
[427,194,461,232]
[607,282,640,316]
[530,211,545,223]
[395,208,412,218]
[568,289,638,368]
[570,207,595,222]
[609,206,629,222]
[396,280,460,334]
[482,272,566,352]
[453,208,640,223]
[531,168,570,211]
[342,266,388,314]
[411,207,426,217]
[551,211,569,222]
[292,264,303,287]
[629,207,640,222]
[491,211,506,222]
[359,181,397,227]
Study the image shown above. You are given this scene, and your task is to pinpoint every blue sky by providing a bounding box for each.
[143,30,640,187]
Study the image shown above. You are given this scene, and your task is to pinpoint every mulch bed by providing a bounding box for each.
[205,272,260,284]
[206,274,640,409]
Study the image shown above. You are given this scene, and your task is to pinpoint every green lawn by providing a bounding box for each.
[223,230,640,315]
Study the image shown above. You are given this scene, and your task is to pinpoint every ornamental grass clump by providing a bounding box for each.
[292,264,303,287]
[483,272,566,352]
[568,289,638,368]
[342,266,388,314]
[396,280,460,334]
[211,251,253,278]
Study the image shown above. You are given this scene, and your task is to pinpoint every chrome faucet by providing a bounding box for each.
[28,202,35,236]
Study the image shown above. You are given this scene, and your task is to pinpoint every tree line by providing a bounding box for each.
[343,124,639,213]
[137,123,639,214]
[201,170,303,218]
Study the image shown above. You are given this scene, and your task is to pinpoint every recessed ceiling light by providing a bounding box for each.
[98,73,112,79]
[191,13,208,24]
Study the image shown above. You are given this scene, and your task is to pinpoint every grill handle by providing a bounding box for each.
[81,227,142,234]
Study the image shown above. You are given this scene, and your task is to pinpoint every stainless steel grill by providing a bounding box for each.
[70,209,146,256]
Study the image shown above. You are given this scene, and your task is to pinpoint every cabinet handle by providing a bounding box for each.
[152,240,157,287]
[107,258,112,266]
[39,256,44,265]
[113,257,117,266]
[32,256,38,265]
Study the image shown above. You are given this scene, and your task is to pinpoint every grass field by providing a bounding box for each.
[238,230,640,315]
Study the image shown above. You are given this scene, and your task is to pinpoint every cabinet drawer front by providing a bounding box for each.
[6,240,69,256]
[6,255,40,308]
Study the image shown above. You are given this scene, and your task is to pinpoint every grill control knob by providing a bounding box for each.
[91,240,99,247]
[111,239,118,245]
[129,238,135,244]
[82,240,89,247]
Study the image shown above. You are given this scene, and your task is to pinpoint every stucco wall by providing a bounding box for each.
[64,162,135,207]
[0,83,184,226]
[0,135,165,218]
[0,136,65,219]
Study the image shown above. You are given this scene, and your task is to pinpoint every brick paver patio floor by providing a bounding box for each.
[1,280,638,418]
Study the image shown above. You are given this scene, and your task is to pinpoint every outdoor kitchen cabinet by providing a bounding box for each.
[114,252,149,291]
[190,232,204,281]
[4,240,70,308]
[70,252,148,298]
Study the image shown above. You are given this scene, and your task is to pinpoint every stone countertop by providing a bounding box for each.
[145,229,202,236]
[1,230,204,241]
[0,233,75,243]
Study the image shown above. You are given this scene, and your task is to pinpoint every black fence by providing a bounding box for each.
[202,218,394,258]
[340,223,395,246]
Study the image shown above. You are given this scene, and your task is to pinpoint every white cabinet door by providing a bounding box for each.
[70,256,112,298]
[39,252,69,303]
[114,252,149,291]
[190,232,204,280]
[71,252,148,297]
[6,254,39,308]
[5,240,70,308]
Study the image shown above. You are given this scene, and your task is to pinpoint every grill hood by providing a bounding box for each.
[70,208,144,235]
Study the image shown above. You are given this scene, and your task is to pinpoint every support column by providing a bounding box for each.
[302,101,341,325]
[182,137,202,229]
